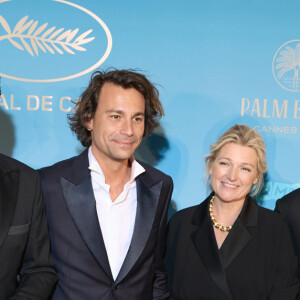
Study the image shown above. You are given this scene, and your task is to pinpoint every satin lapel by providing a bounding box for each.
[219,221,251,270]
[60,174,113,280]
[219,196,257,269]
[191,197,235,300]
[115,176,162,284]
[0,168,19,248]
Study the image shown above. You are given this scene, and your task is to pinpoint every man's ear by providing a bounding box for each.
[85,117,93,131]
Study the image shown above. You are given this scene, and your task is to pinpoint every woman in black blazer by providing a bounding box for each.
[166,124,299,300]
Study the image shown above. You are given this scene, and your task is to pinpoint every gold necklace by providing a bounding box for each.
[209,196,232,232]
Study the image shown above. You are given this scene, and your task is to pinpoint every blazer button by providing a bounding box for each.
[112,285,119,291]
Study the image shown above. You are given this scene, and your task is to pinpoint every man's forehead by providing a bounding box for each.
[99,82,144,98]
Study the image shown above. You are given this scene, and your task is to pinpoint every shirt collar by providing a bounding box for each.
[88,147,145,182]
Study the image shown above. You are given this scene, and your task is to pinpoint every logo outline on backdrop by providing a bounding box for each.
[273,40,300,92]
[0,15,95,57]
[0,0,112,83]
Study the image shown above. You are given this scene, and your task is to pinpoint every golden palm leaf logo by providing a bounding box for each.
[0,0,112,83]
[0,15,95,56]
[273,40,300,92]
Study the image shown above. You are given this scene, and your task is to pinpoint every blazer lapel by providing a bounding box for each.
[60,150,113,280]
[0,166,19,248]
[115,173,162,284]
[191,195,235,300]
[219,196,258,269]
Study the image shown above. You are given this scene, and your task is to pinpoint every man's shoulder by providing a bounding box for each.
[40,150,86,172]
[276,188,300,208]
[40,155,76,173]
[137,160,171,180]
[137,161,173,189]
[0,153,35,175]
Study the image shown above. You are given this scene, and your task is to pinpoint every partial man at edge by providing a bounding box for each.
[275,188,300,300]
[39,69,173,300]
[0,153,57,299]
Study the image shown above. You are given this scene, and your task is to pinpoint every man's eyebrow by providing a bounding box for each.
[105,110,145,116]
[133,112,145,117]
[105,109,123,114]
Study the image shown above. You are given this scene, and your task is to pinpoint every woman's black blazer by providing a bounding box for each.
[165,195,299,300]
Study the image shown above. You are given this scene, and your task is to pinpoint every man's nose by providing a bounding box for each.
[120,119,133,136]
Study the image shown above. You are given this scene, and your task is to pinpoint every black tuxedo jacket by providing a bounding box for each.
[275,188,300,299]
[39,149,173,300]
[0,154,57,299]
[166,194,299,300]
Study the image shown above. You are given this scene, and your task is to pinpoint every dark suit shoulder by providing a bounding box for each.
[275,188,300,234]
[170,204,199,220]
[138,160,171,177]
[39,149,89,182]
[0,153,37,176]
[39,154,78,175]
[258,204,280,218]
[169,196,209,226]
[168,203,200,232]
[257,204,293,235]
[276,188,300,208]
[138,160,173,183]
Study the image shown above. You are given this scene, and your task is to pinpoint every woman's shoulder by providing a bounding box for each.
[257,204,290,231]
[170,205,198,221]
[168,199,208,228]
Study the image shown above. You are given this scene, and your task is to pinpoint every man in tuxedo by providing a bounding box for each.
[39,69,173,300]
[0,154,57,299]
[275,188,300,299]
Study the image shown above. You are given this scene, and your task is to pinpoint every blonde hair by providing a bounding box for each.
[205,124,268,196]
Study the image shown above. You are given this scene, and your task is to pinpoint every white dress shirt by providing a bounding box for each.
[88,147,145,280]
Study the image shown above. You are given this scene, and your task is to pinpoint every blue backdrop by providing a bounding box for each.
[1,0,299,213]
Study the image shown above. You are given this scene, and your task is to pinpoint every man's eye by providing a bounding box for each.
[111,115,120,119]
[133,117,143,122]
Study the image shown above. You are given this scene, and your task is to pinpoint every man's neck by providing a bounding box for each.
[91,150,133,201]
[99,158,132,187]
[102,160,132,202]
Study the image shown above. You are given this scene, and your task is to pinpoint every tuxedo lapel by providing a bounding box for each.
[191,196,235,300]
[0,167,19,248]
[60,151,112,280]
[219,196,258,269]
[115,173,162,284]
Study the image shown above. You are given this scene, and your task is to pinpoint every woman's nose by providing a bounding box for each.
[227,166,238,181]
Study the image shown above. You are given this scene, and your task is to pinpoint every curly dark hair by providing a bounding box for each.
[68,69,164,147]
